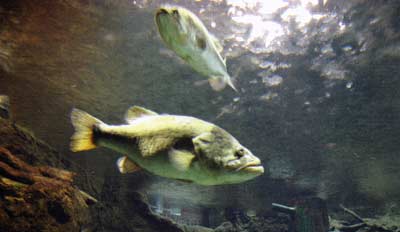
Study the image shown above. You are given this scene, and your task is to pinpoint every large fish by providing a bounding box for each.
[70,106,263,185]
[155,6,237,92]
[0,95,10,119]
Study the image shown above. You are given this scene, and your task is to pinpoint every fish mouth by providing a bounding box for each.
[155,8,173,32]
[155,8,181,30]
[156,8,169,17]
[242,165,264,174]
[235,161,264,174]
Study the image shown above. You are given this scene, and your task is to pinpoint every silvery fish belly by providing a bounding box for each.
[70,105,263,185]
[155,6,237,92]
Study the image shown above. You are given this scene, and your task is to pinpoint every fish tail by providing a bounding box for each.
[70,108,104,152]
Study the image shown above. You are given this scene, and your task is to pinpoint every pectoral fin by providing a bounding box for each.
[117,156,141,174]
[208,76,227,91]
[168,149,195,171]
[209,75,237,92]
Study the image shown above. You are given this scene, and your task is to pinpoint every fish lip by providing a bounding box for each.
[155,8,181,29]
[235,163,264,173]
[156,8,169,17]
[234,158,264,174]
[242,165,264,174]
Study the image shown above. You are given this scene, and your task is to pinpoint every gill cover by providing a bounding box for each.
[192,132,213,155]
[192,130,237,168]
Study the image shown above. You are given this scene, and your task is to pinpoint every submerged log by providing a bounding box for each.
[329,205,400,232]
[0,147,96,232]
[272,197,329,232]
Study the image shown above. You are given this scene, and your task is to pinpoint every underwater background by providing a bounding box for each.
[0,0,400,231]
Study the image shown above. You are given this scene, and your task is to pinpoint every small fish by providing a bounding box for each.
[155,6,237,92]
[0,95,10,119]
[70,106,263,185]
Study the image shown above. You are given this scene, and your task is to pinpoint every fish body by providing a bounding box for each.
[155,6,237,91]
[70,106,263,185]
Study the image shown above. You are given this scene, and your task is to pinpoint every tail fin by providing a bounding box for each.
[70,108,104,152]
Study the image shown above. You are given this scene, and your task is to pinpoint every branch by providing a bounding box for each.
[339,204,365,223]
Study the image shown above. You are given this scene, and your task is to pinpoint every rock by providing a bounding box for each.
[214,222,236,232]
[89,168,185,232]
[180,224,214,232]
[214,211,289,232]
[0,117,70,168]
[329,205,400,232]
[0,147,96,232]
[0,104,186,232]
[0,116,97,197]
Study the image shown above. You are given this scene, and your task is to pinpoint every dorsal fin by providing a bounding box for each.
[125,106,158,124]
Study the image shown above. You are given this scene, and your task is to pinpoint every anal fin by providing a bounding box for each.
[208,77,227,91]
[117,156,141,174]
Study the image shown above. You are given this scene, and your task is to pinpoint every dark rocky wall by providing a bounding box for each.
[0,115,188,232]
[0,147,95,232]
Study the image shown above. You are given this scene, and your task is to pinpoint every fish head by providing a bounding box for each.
[155,6,235,91]
[192,128,264,184]
[155,6,207,52]
[155,6,190,48]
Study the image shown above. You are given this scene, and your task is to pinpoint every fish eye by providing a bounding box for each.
[172,10,179,16]
[196,36,206,50]
[235,148,245,158]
